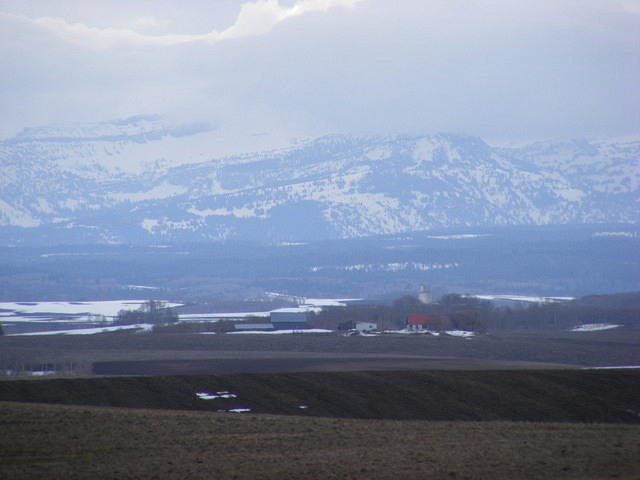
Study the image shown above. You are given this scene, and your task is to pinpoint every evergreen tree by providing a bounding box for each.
[116,300,178,326]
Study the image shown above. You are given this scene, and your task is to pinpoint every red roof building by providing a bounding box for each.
[407,314,445,330]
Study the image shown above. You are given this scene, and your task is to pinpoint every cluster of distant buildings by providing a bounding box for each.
[347,314,447,335]
[235,311,446,334]
[234,285,445,334]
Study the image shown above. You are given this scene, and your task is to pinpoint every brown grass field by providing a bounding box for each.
[1,401,639,480]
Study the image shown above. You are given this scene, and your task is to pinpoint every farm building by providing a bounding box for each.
[270,311,309,330]
[407,313,445,331]
[355,321,377,333]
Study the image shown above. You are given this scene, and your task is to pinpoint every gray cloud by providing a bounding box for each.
[0,0,638,144]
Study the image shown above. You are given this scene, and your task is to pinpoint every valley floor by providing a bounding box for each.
[1,327,639,376]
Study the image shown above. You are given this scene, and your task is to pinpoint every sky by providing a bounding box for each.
[0,0,639,145]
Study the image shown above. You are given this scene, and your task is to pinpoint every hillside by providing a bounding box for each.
[1,369,638,423]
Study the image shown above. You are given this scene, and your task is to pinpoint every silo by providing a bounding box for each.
[418,284,431,304]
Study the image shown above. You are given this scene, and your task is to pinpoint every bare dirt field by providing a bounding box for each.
[1,401,639,480]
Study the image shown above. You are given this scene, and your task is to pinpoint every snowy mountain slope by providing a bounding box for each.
[1,117,638,244]
[2,115,216,178]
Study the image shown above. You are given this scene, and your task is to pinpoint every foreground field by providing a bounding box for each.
[1,401,639,480]
[2,366,639,478]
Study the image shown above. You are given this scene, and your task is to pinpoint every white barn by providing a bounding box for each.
[355,321,377,333]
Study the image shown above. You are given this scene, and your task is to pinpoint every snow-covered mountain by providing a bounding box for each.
[1,116,638,244]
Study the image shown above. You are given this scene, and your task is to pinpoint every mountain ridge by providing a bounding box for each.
[1,116,638,244]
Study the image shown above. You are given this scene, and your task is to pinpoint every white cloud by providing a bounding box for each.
[1,0,363,49]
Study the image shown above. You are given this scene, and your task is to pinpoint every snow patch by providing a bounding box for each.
[228,329,333,335]
[109,182,187,202]
[30,370,56,376]
[9,323,154,336]
[196,391,237,400]
[554,188,585,202]
[311,262,459,273]
[593,231,637,238]
[584,365,640,370]
[180,311,270,321]
[471,294,574,303]
[141,218,159,233]
[127,285,159,291]
[0,199,41,227]
[40,253,90,258]
[178,298,361,323]
[300,298,362,307]
[570,323,621,332]
[188,206,263,219]
[426,234,491,240]
[444,330,476,337]
[365,145,391,161]
[33,198,55,214]
[382,328,439,335]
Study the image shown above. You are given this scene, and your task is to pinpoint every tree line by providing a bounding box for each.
[115,300,178,326]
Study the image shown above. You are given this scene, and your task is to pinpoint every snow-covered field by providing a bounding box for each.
[0,300,181,317]
[0,316,78,323]
[570,323,621,332]
[0,296,363,335]
[178,298,361,322]
[9,323,153,336]
[0,300,181,335]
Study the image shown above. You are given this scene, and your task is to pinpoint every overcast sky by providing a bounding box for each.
[1,0,638,143]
